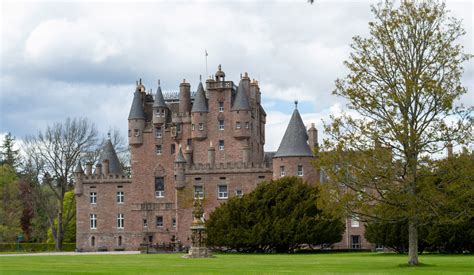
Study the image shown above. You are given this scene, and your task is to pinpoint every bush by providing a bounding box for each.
[0,243,76,252]
[206,177,344,253]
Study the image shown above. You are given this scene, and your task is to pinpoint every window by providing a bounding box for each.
[351,235,361,249]
[118,236,122,246]
[297,165,304,177]
[194,185,204,199]
[198,123,204,131]
[192,124,195,131]
[91,236,95,247]
[236,189,243,198]
[90,214,97,229]
[218,140,224,150]
[134,129,140,137]
[218,120,224,130]
[351,216,360,228]
[155,177,164,198]
[143,219,148,228]
[155,127,162,138]
[90,192,97,204]
[236,122,241,129]
[219,102,224,112]
[172,218,176,228]
[218,185,228,199]
[117,191,124,203]
[117,213,124,229]
[171,144,176,154]
[245,122,250,129]
[156,145,162,155]
[160,109,165,117]
[176,124,182,133]
[280,166,285,177]
[187,139,192,146]
[156,216,163,227]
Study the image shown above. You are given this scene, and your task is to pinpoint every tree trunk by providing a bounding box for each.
[55,210,63,251]
[408,217,418,265]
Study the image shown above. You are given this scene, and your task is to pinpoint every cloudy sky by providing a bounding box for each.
[1,0,472,152]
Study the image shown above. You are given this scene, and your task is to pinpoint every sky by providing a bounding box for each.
[0,0,473,152]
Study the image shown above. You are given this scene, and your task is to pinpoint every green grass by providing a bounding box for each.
[0,252,473,274]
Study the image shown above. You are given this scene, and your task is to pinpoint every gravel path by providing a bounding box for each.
[0,251,141,257]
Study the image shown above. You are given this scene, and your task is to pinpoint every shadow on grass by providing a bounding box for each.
[398,263,435,268]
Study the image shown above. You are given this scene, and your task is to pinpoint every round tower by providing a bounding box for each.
[191,79,208,140]
[179,79,191,114]
[128,83,146,145]
[272,102,318,183]
[74,161,84,196]
[153,80,168,125]
[174,146,187,189]
[232,78,252,140]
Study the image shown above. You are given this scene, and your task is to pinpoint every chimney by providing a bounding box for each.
[307,123,318,152]
[85,162,93,176]
[95,163,102,177]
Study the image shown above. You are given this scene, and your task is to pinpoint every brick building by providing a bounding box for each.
[74,65,374,251]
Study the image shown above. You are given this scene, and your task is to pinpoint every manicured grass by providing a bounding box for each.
[1,252,473,274]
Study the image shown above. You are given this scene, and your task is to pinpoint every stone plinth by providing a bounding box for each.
[183,246,212,258]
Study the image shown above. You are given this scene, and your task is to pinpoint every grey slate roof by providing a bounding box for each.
[274,108,313,158]
[153,85,167,108]
[175,147,186,163]
[231,79,251,111]
[74,161,84,173]
[98,139,124,175]
[128,90,145,120]
[191,82,208,113]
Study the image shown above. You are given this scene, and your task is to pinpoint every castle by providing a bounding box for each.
[74,65,373,251]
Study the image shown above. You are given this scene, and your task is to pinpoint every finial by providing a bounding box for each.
[107,132,111,140]
[136,80,138,86]
[294,100,298,109]
[240,73,242,79]
[183,78,186,83]
[199,75,202,82]
[218,64,221,70]
[139,78,142,85]
[244,72,248,77]
[158,79,160,86]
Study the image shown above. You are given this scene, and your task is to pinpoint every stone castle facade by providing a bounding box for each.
[74,65,373,251]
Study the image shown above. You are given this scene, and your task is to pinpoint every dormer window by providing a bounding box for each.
[160,109,165,117]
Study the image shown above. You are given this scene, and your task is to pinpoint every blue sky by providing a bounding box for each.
[1,0,472,151]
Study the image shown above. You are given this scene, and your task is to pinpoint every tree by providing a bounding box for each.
[24,118,97,250]
[0,164,22,242]
[47,191,76,243]
[317,0,472,265]
[0,132,20,169]
[206,177,344,253]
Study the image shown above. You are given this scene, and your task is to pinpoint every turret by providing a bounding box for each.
[174,146,186,189]
[153,80,168,125]
[191,78,208,140]
[215,64,225,82]
[179,79,191,114]
[273,102,318,183]
[307,123,318,153]
[232,78,252,139]
[208,141,215,168]
[184,145,193,166]
[128,83,146,145]
[74,161,84,196]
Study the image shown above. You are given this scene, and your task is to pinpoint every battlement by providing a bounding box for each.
[186,161,271,174]
[82,174,131,184]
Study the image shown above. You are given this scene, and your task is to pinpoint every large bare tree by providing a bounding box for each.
[317,0,472,265]
[24,118,97,250]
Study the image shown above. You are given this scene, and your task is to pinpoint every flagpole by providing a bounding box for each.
[205,50,208,80]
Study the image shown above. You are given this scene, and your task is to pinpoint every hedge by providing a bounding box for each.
[0,243,76,252]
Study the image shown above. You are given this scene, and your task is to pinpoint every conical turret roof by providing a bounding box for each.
[74,161,84,173]
[175,146,186,163]
[153,84,167,108]
[274,107,313,158]
[98,138,124,175]
[231,79,251,111]
[128,89,145,120]
[191,82,208,113]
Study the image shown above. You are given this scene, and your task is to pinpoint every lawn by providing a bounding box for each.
[1,252,473,274]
